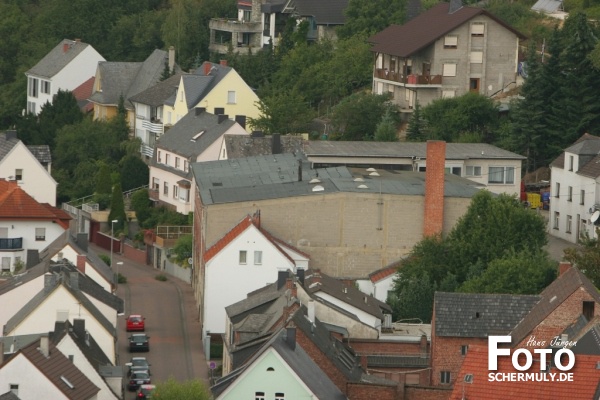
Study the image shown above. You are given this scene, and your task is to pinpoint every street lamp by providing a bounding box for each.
[110,219,118,271]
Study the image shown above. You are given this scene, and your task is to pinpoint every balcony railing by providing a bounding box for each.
[209,18,261,33]
[209,42,254,55]
[0,237,23,250]
[140,144,154,158]
[141,119,164,135]
[374,68,442,86]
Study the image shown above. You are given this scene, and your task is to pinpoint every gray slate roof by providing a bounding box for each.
[0,392,20,400]
[293,0,349,25]
[0,132,19,161]
[90,49,178,110]
[166,62,231,109]
[26,39,101,78]
[128,73,184,107]
[26,145,52,164]
[304,140,527,160]
[304,269,392,319]
[224,134,305,159]
[154,110,237,158]
[192,153,483,205]
[212,328,347,399]
[434,292,539,337]
[0,132,52,166]
[532,0,564,12]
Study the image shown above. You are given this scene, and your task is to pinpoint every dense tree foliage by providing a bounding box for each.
[564,229,600,287]
[108,180,127,235]
[391,191,554,322]
[153,377,211,400]
[330,92,393,140]
[374,109,399,141]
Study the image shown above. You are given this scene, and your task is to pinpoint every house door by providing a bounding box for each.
[470,78,480,93]
[422,62,430,77]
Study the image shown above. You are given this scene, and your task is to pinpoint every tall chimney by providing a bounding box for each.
[63,42,69,53]
[286,326,296,350]
[307,299,315,323]
[220,59,228,67]
[73,319,86,339]
[169,46,175,73]
[218,114,228,124]
[272,133,281,154]
[76,232,88,252]
[277,270,288,290]
[39,335,50,357]
[423,140,446,237]
[203,62,212,76]
[76,255,86,274]
[296,268,305,286]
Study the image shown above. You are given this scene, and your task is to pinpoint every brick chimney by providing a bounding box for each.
[63,42,69,53]
[203,62,212,76]
[169,46,175,73]
[423,140,446,237]
[220,59,228,67]
[251,210,261,228]
[559,261,572,276]
[76,255,86,274]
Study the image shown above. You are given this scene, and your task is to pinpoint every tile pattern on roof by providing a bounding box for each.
[71,76,96,113]
[26,144,52,164]
[368,3,525,58]
[434,292,539,337]
[369,263,399,283]
[224,134,305,160]
[20,339,100,400]
[26,39,99,78]
[550,133,600,169]
[449,345,600,400]
[293,0,349,24]
[128,73,183,106]
[510,267,600,345]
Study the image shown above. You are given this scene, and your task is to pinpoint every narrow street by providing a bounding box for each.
[89,244,210,396]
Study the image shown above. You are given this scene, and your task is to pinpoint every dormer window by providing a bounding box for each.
[569,155,574,171]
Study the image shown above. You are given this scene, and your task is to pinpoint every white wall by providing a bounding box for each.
[6,287,116,364]
[0,142,57,205]
[56,335,118,400]
[0,276,45,332]
[550,152,599,243]
[195,127,248,162]
[0,354,69,399]
[0,220,66,270]
[313,292,380,329]
[203,224,296,336]
[53,244,112,292]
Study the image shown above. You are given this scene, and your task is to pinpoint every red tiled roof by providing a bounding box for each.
[369,3,526,58]
[369,264,399,283]
[0,180,71,228]
[450,345,600,400]
[71,76,95,113]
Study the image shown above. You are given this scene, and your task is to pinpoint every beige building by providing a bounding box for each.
[190,141,481,323]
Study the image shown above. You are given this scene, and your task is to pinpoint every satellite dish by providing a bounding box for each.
[592,211,600,224]
[188,257,193,264]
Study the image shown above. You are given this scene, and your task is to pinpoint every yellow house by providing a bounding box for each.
[162,61,261,131]
[90,48,178,130]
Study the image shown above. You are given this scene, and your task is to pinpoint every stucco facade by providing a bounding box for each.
[0,354,71,399]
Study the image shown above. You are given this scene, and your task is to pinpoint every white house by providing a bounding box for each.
[356,263,398,303]
[0,336,100,399]
[0,131,57,206]
[212,328,346,400]
[25,39,105,115]
[3,271,118,365]
[549,133,600,243]
[149,109,248,214]
[0,179,70,272]
[202,214,309,336]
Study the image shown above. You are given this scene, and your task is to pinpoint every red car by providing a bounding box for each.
[126,315,146,332]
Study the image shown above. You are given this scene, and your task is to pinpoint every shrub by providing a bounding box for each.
[155,273,168,281]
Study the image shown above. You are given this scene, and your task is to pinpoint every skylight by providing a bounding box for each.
[191,131,205,141]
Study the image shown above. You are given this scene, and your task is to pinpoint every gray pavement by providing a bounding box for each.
[89,243,210,389]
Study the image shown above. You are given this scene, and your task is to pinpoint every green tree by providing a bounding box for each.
[564,229,600,287]
[337,0,405,39]
[330,92,391,140]
[96,163,113,195]
[131,189,152,227]
[173,235,193,266]
[120,155,149,192]
[374,109,398,141]
[460,249,557,294]
[249,90,314,134]
[108,180,128,235]
[153,377,211,400]
[392,272,435,323]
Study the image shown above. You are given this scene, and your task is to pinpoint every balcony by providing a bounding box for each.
[0,237,23,250]
[141,119,164,135]
[209,42,255,55]
[140,144,154,158]
[374,69,442,87]
[155,225,193,248]
[209,18,261,34]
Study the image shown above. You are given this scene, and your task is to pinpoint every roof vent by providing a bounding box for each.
[357,184,369,189]
[366,168,377,172]
[464,374,473,383]
[309,178,321,184]
[312,185,324,192]
[550,295,557,303]
[369,171,380,177]
[191,131,205,141]
[60,376,75,389]
[353,177,364,182]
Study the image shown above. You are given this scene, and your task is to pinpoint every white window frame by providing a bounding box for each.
[35,227,46,241]
[28,77,38,98]
[471,22,485,36]
[41,80,51,94]
[254,251,262,265]
[239,250,247,264]
[581,189,585,205]
[466,166,482,177]
[178,187,190,203]
[442,63,457,77]
[566,215,572,233]
[163,182,168,196]
[441,371,451,384]
[444,35,458,48]
[470,51,483,64]
[227,90,236,104]
[488,166,515,184]
[568,186,573,202]
[15,169,23,181]
[554,212,560,230]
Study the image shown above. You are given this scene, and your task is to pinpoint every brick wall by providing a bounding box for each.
[347,339,428,355]
[515,289,600,349]
[430,336,487,386]
[347,383,400,400]
[424,140,446,237]
[405,386,453,400]
[122,242,146,264]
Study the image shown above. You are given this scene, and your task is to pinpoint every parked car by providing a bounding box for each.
[129,333,150,352]
[126,357,151,377]
[136,384,156,399]
[128,371,151,391]
[127,314,146,332]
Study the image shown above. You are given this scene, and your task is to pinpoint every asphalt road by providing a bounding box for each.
[89,244,209,398]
